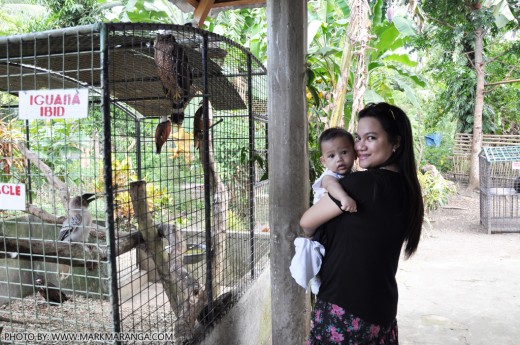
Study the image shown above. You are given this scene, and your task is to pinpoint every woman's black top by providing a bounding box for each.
[317,169,408,326]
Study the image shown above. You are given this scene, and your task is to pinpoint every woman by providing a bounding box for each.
[300,102,424,344]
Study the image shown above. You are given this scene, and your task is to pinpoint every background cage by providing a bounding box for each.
[479,146,520,234]
[0,22,269,344]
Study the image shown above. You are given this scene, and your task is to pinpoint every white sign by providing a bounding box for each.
[513,162,520,170]
[18,89,89,119]
[0,183,26,211]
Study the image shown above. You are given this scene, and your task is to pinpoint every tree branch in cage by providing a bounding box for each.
[25,204,66,224]
[129,181,207,342]
[16,142,70,208]
[0,239,105,267]
[0,231,142,266]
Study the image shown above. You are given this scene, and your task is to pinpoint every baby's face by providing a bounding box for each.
[320,137,356,174]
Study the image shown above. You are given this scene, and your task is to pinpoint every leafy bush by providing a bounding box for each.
[418,166,457,212]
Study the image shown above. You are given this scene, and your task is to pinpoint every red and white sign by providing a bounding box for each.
[0,183,26,210]
[513,162,520,170]
[18,89,89,119]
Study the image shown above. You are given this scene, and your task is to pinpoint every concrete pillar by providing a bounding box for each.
[267,1,310,344]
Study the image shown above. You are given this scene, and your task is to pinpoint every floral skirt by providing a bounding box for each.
[307,299,398,345]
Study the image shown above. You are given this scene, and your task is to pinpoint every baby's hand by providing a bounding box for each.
[340,195,357,213]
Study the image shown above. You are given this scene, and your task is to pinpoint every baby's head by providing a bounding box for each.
[319,128,356,175]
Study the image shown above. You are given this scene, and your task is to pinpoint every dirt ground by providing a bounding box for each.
[397,187,520,345]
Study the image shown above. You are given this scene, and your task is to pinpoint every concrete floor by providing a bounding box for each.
[397,192,520,345]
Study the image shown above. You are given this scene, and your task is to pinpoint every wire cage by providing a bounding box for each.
[0,22,269,344]
[479,146,520,234]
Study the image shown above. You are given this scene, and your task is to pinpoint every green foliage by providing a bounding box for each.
[416,0,519,137]
[418,169,457,212]
[115,0,188,24]
[25,0,103,31]
[0,1,47,35]
[207,8,267,62]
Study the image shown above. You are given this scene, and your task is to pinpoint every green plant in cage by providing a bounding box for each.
[93,155,171,225]
[27,119,88,184]
[0,116,26,183]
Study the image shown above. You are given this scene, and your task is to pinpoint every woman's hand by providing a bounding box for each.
[299,195,344,235]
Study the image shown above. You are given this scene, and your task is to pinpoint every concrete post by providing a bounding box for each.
[267,1,310,344]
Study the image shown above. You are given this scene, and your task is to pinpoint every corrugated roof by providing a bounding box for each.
[0,23,269,117]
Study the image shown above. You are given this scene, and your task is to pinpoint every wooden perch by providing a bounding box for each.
[0,232,142,266]
[16,142,69,208]
[26,204,66,224]
[129,181,206,343]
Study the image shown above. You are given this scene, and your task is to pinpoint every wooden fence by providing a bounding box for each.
[451,133,520,181]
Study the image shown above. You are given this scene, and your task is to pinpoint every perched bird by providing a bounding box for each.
[193,105,204,151]
[154,32,193,126]
[155,115,172,154]
[58,193,97,243]
[34,277,69,304]
[58,193,98,279]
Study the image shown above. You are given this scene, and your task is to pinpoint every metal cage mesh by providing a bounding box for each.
[479,146,520,234]
[0,23,269,344]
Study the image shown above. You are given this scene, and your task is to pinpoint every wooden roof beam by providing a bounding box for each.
[193,0,215,28]
[185,0,266,27]
[211,0,266,8]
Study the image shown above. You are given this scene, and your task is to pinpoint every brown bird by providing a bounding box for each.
[193,105,204,151]
[154,32,193,126]
[34,277,69,305]
[155,115,172,154]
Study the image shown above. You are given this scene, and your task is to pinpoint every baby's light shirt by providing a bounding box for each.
[312,168,345,205]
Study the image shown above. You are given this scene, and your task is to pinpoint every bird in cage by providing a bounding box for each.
[58,193,98,242]
[193,105,204,150]
[155,115,172,154]
[57,193,99,279]
[34,276,69,304]
[154,32,193,126]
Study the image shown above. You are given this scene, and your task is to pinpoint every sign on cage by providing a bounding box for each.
[18,89,89,119]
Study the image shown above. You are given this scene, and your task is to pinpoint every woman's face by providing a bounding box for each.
[354,117,396,169]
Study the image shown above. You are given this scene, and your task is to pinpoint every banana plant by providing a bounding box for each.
[306,0,427,131]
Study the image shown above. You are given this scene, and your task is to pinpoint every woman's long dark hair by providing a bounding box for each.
[358,102,424,258]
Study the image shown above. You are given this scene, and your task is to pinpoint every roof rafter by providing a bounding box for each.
[171,0,266,27]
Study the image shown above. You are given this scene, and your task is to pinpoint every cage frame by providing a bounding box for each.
[479,146,520,234]
[0,22,269,343]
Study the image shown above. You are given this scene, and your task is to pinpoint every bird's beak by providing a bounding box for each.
[83,193,103,203]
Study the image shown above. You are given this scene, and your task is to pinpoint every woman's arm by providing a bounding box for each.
[299,195,343,236]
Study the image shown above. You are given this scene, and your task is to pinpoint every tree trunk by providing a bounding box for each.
[468,26,485,190]
[329,35,353,128]
[348,0,372,132]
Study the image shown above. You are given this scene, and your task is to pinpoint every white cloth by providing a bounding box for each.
[289,237,326,294]
[312,169,344,205]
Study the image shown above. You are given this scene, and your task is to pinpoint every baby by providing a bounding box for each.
[312,127,357,212]
[290,128,357,295]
